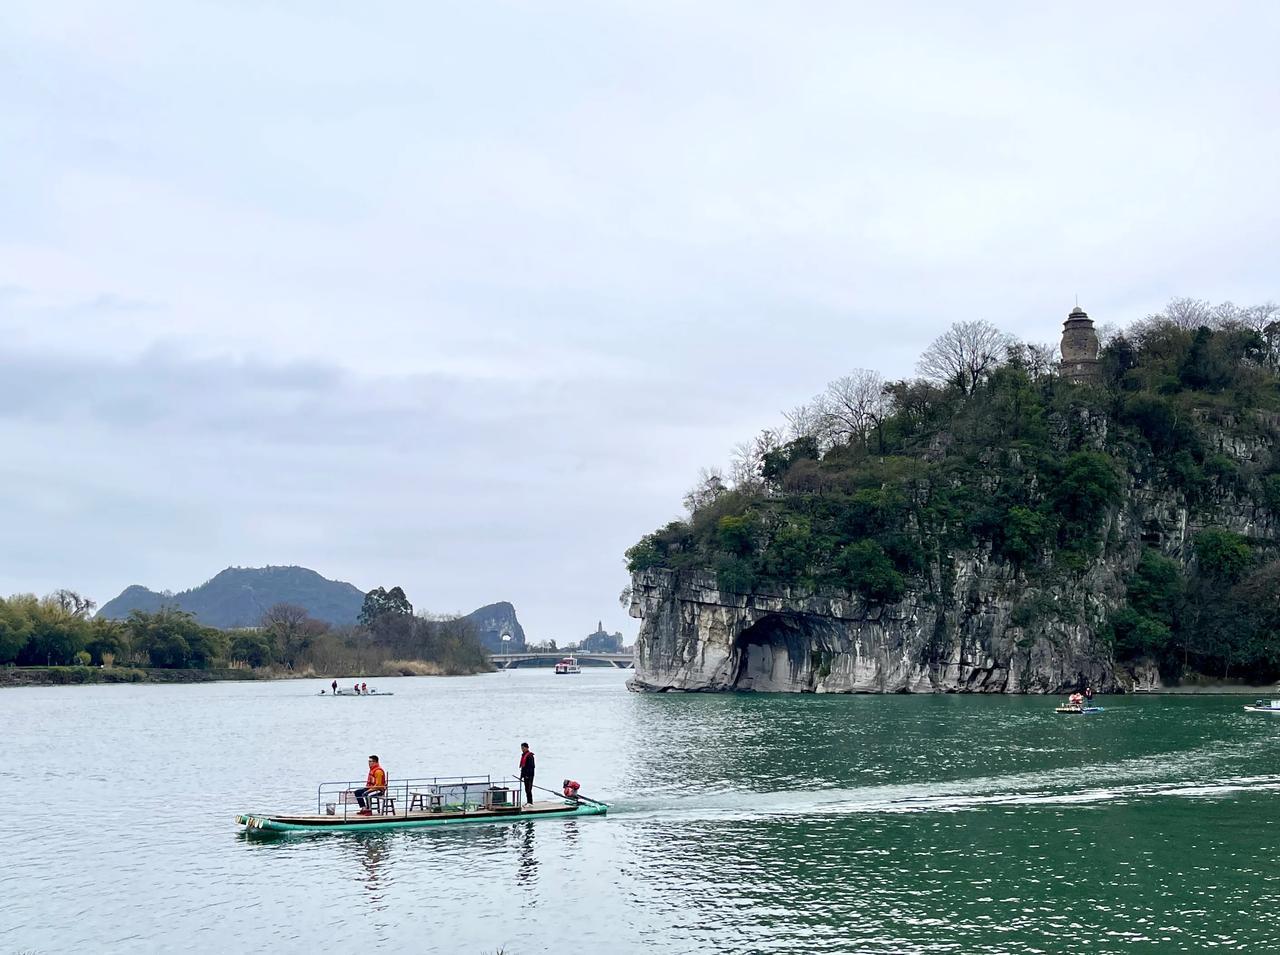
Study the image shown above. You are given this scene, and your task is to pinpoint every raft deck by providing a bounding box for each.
[238,800,605,834]
[237,774,607,835]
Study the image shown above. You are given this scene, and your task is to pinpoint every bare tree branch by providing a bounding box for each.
[817,370,886,446]
[682,466,727,515]
[917,320,1014,395]
[782,402,824,442]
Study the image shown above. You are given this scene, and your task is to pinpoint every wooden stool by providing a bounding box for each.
[409,792,443,813]
[370,793,396,815]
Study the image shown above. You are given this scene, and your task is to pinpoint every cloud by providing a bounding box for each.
[0,0,1277,637]
[0,341,746,637]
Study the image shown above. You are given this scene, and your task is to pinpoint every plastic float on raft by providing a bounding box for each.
[1243,698,1280,714]
[236,775,606,836]
[554,656,581,675]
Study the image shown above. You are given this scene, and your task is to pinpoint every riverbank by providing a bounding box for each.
[0,659,490,687]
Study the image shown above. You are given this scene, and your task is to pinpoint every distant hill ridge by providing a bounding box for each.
[99,566,367,629]
[98,566,526,642]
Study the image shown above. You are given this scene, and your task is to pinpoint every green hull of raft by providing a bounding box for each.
[237,801,607,835]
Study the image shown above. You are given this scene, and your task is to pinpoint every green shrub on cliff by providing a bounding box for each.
[1194,528,1252,583]
[834,540,905,603]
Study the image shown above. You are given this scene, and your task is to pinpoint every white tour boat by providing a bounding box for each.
[554,656,581,675]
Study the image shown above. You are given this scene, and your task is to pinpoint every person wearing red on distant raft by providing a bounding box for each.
[562,779,581,803]
[355,755,387,815]
[362,682,368,694]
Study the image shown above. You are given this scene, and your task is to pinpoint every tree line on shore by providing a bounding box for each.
[0,584,491,676]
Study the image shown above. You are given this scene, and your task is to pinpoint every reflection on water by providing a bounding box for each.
[513,821,538,887]
[3,672,1280,954]
[350,834,392,904]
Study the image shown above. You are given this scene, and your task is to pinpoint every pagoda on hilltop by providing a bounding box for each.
[1060,305,1101,384]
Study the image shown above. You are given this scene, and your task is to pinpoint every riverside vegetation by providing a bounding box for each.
[0,584,491,683]
[627,298,1280,686]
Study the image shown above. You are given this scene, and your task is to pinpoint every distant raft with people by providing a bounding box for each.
[321,690,394,696]
[236,774,606,836]
[1055,691,1103,715]
[1055,704,1105,714]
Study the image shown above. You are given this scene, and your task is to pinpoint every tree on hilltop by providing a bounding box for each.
[817,370,888,448]
[917,320,1014,395]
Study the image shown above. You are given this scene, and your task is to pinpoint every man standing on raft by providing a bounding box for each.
[518,742,536,806]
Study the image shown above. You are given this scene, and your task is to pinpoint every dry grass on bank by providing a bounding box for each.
[381,659,445,676]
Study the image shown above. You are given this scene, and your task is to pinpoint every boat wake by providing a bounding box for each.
[613,774,1280,823]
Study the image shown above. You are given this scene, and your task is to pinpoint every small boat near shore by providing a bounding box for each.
[237,774,606,836]
[1243,698,1280,714]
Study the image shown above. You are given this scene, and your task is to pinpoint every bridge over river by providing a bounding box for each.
[489,651,634,670]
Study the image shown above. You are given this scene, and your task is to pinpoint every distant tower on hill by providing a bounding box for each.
[1060,305,1101,384]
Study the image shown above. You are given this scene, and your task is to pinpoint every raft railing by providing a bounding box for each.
[316,775,521,818]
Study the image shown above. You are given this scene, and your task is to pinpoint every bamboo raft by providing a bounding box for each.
[237,775,607,836]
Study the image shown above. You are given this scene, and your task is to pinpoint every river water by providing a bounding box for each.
[2,670,1278,954]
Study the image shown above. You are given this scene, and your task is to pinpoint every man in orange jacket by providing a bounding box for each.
[355,755,387,815]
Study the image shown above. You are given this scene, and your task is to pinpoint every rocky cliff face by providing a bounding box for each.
[628,418,1279,694]
[627,565,1122,694]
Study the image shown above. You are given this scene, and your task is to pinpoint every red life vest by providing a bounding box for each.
[563,780,580,797]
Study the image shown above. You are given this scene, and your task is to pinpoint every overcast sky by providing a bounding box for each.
[2,2,1277,641]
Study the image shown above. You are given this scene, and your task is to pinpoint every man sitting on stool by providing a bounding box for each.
[562,779,581,803]
[355,754,387,815]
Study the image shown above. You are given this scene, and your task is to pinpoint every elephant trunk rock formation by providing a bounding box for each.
[627,566,1122,694]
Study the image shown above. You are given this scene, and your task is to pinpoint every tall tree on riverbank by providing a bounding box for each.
[359,586,413,627]
[260,602,329,666]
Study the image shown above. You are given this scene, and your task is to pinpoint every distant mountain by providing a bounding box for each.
[98,566,366,629]
[464,601,527,653]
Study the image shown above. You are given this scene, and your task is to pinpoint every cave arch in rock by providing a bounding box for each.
[731,613,840,692]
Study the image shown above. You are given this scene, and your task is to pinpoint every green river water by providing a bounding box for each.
[2,669,1278,953]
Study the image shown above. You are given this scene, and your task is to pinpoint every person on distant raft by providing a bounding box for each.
[331,679,338,695]
[519,742,536,805]
[354,682,361,695]
[562,779,581,803]
[355,755,387,815]
[1084,686,1094,704]
[362,682,369,694]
